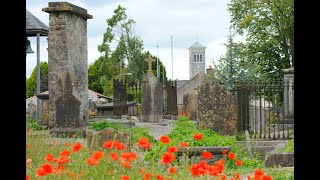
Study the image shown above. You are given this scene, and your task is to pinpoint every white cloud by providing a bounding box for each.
[26,0,232,80]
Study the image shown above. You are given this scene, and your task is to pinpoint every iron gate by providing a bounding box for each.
[234,80,294,140]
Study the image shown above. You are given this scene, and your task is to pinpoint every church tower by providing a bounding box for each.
[189,42,206,80]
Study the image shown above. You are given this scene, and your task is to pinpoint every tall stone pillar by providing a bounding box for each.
[282,67,294,123]
[141,55,164,123]
[43,2,93,137]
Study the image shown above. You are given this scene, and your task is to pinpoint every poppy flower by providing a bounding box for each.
[202,151,213,159]
[160,152,176,165]
[168,167,177,175]
[144,173,152,180]
[254,169,264,177]
[104,140,114,149]
[139,168,145,174]
[72,142,82,152]
[236,160,243,166]
[41,163,53,174]
[86,157,99,166]
[136,137,151,149]
[116,143,126,150]
[262,175,273,180]
[27,144,32,149]
[92,151,105,160]
[207,165,218,176]
[121,175,130,180]
[160,135,170,144]
[222,149,227,155]
[121,161,131,168]
[234,173,241,179]
[60,150,71,157]
[167,146,178,153]
[179,142,188,147]
[193,133,203,140]
[72,134,76,138]
[36,167,47,177]
[45,154,54,162]
[51,139,57,145]
[64,142,69,147]
[120,152,137,162]
[156,174,165,180]
[26,174,30,180]
[26,159,32,164]
[227,152,236,160]
[109,152,118,161]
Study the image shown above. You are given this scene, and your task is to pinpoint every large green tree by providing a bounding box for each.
[89,5,166,96]
[26,62,48,98]
[227,0,294,81]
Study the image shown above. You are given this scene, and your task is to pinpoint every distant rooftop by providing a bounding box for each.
[189,42,206,49]
[26,9,49,36]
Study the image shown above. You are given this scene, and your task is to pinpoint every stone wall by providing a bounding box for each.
[182,92,198,120]
[177,73,204,105]
[196,80,237,135]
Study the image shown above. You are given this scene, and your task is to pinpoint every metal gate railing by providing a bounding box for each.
[234,80,294,140]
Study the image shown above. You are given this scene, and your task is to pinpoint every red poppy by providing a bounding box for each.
[262,175,273,180]
[104,140,114,149]
[26,159,32,165]
[236,160,243,166]
[64,142,69,147]
[120,152,137,162]
[160,135,171,144]
[27,144,32,149]
[72,134,76,138]
[160,152,176,165]
[109,152,118,161]
[193,133,203,140]
[26,174,30,180]
[51,139,57,145]
[41,163,53,175]
[121,175,130,180]
[168,167,177,175]
[121,161,131,168]
[167,146,178,153]
[136,137,151,149]
[156,174,165,180]
[36,167,47,177]
[72,142,82,152]
[144,173,152,180]
[139,168,145,174]
[116,143,126,150]
[60,150,71,157]
[86,157,99,166]
[222,149,227,155]
[254,169,265,177]
[179,142,188,147]
[207,165,218,176]
[45,154,54,162]
[202,151,213,159]
[234,173,241,179]
[227,152,236,160]
[92,151,105,160]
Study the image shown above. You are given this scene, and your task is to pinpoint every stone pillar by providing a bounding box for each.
[43,2,92,137]
[141,55,164,123]
[282,67,294,123]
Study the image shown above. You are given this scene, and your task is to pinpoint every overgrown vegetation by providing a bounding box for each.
[27,118,43,131]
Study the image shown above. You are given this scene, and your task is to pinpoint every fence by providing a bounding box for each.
[233,80,294,140]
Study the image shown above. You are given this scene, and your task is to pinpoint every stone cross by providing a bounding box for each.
[146,54,155,73]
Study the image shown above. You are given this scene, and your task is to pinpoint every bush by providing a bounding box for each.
[26,118,43,131]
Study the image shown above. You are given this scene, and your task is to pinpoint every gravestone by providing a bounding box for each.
[43,2,92,137]
[141,55,164,123]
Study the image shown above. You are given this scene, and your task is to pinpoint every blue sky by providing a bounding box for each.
[26,0,243,80]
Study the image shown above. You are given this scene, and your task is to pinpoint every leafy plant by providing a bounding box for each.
[27,118,43,131]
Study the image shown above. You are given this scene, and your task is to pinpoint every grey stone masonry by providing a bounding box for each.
[141,55,164,123]
[43,2,92,137]
[282,67,294,123]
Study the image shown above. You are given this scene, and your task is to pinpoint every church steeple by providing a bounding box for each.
[188,42,206,80]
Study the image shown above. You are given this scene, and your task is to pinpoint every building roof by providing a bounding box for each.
[189,42,206,49]
[26,9,49,36]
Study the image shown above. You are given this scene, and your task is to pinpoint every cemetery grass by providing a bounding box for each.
[26,117,294,179]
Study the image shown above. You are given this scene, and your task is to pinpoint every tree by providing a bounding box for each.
[89,5,167,96]
[227,0,294,81]
[26,62,48,98]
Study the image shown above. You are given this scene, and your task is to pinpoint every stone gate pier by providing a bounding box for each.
[43,2,92,137]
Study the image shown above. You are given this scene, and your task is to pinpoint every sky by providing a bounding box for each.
[26,0,241,80]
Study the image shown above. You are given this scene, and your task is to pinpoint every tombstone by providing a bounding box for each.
[141,55,164,123]
[282,67,294,124]
[43,2,93,137]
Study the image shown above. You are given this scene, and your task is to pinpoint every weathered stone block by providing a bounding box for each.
[265,152,294,167]
[196,81,237,135]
